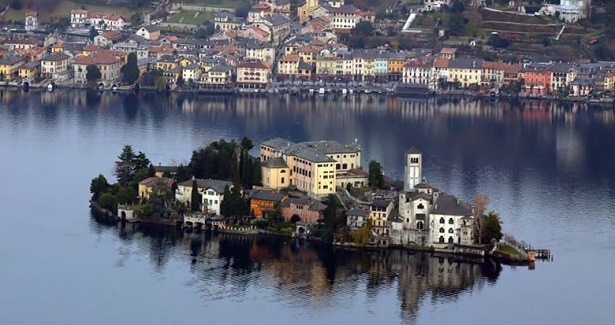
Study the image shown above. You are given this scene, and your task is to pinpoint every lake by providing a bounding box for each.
[0,89,614,324]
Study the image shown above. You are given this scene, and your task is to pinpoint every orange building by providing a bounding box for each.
[249,189,287,218]
[521,64,552,95]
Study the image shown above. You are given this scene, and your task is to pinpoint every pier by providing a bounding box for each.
[502,234,552,261]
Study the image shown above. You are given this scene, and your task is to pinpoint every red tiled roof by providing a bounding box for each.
[88,12,123,21]
[238,60,269,69]
[279,54,300,62]
[249,26,269,38]
[434,58,449,68]
[74,52,120,65]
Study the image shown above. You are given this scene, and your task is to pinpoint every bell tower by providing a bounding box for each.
[404,147,422,192]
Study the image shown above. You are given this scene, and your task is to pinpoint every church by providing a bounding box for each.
[394,148,475,247]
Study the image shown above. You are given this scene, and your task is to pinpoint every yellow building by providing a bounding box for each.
[261,157,290,190]
[0,55,26,81]
[156,55,178,71]
[138,177,174,200]
[260,138,361,197]
[315,55,336,77]
[370,199,394,236]
[298,0,319,23]
[18,61,40,80]
[236,60,271,89]
[447,58,483,88]
[277,54,299,76]
[388,55,405,81]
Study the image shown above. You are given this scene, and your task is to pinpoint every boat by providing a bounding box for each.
[318,87,325,95]
[342,88,347,95]
[112,85,118,93]
[46,83,53,92]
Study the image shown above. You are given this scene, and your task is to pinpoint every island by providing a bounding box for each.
[90,137,551,267]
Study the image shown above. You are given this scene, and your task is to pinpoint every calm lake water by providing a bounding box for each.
[1,89,614,324]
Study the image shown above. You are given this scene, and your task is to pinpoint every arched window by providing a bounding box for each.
[439,236,445,243]
[439,217,445,224]
[281,177,285,184]
[448,218,454,225]
[439,227,445,233]
[416,221,424,230]
[448,228,454,234]
[448,237,454,244]
[417,203,424,209]
[280,170,286,173]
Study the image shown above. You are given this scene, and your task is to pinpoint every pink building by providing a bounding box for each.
[281,196,327,224]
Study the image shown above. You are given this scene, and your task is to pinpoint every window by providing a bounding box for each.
[439,227,445,233]
[439,236,445,244]
[449,218,454,225]
[439,217,445,224]
[281,177,285,184]
[448,228,454,234]
[417,221,424,230]
[448,237,454,244]
[417,203,424,209]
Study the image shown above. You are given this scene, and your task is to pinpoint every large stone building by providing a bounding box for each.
[260,138,361,197]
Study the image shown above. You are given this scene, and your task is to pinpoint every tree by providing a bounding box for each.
[352,21,373,37]
[10,0,22,10]
[98,192,117,211]
[133,151,151,171]
[473,194,490,245]
[240,137,254,151]
[368,160,385,189]
[116,145,136,186]
[481,211,503,243]
[121,52,140,85]
[116,186,137,204]
[90,174,110,201]
[155,77,167,91]
[235,1,251,18]
[350,219,373,246]
[191,180,202,212]
[176,74,185,88]
[196,21,216,39]
[89,26,97,41]
[86,65,102,84]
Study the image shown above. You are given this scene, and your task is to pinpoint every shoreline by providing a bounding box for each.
[90,203,531,266]
[5,83,615,105]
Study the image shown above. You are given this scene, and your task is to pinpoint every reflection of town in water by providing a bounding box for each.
[101,220,501,321]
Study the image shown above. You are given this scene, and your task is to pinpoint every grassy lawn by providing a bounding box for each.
[497,244,525,257]
[2,0,139,23]
[167,10,212,25]
[175,0,243,8]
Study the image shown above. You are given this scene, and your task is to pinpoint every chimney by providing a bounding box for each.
[456,197,460,205]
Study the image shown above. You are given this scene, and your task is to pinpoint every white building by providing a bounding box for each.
[423,0,451,11]
[429,193,474,246]
[175,179,233,215]
[404,147,422,192]
[70,9,88,27]
[539,0,590,23]
[347,207,369,229]
[25,11,38,31]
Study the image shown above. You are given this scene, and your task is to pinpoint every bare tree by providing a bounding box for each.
[473,194,490,245]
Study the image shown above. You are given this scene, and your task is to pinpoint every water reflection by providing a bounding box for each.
[95,217,501,322]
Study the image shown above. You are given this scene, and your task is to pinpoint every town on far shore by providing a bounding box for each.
[90,136,551,265]
[0,0,612,101]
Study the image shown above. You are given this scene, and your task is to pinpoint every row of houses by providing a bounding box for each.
[137,173,329,224]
